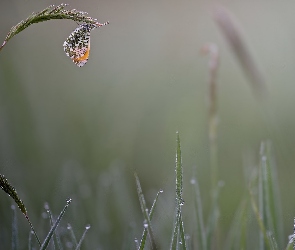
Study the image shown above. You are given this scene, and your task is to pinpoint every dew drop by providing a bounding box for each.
[218,180,225,187]
[66,242,73,248]
[41,212,48,219]
[44,202,49,210]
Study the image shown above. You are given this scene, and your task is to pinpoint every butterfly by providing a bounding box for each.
[63,21,109,67]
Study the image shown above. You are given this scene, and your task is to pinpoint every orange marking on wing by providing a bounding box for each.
[73,42,91,63]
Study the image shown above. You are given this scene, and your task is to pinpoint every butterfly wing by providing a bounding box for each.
[63,24,93,67]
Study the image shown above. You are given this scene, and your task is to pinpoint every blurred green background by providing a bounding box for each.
[1,0,295,249]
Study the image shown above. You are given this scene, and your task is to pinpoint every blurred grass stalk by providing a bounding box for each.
[201,43,220,191]
[213,5,268,100]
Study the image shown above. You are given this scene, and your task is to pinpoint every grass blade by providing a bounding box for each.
[206,182,222,250]
[201,43,220,190]
[178,213,187,250]
[0,174,41,246]
[0,4,109,52]
[170,132,186,250]
[75,225,91,250]
[28,231,33,250]
[138,189,163,250]
[67,223,78,248]
[45,203,63,250]
[134,173,157,250]
[11,205,18,250]
[213,5,267,99]
[191,177,207,250]
[224,199,249,250]
[256,141,281,249]
[40,199,72,250]
[0,174,27,216]
[264,141,284,247]
[249,184,270,249]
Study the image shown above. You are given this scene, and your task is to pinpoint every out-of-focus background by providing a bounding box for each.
[1,0,295,249]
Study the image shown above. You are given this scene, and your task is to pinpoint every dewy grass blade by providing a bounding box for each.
[175,132,184,207]
[0,174,41,246]
[134,173,157,250]
[267,232,279,250]
[170,132,186,250]
[258,142,279,250]
[40,199,72,250]
[259,143,266,250]
[0,174,27,216]
[138,190,163,250]
[178,213,187,250]
[75,225,91,250]
[191,177,207,250]
[67,223,78,247]
[45,203,63,250]
[249,185,271,249]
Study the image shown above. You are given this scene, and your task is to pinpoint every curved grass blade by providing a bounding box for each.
[134,173,157,250]
[214,5,267,99]
[40,199,72,250]
[0,4,109,52]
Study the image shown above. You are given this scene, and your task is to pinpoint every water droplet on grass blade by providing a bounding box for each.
[190,178,196,184]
